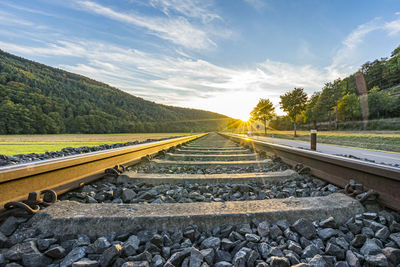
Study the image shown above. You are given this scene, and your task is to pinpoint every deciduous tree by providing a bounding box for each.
[250,98,276,135]
[280,88,308,136]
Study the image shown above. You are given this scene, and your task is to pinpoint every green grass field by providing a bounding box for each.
[249,130,400,153]
[0,133,189,156]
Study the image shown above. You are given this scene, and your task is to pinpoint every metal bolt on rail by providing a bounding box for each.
[345,179,379,203]
[1,190,57,220]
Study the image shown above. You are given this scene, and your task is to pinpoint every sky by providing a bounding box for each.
[0,1,400,121]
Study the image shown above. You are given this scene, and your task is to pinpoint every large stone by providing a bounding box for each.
[364,253,388,267]
[375,226,390,240]
[325,243,345,260]
[319,217,338,228]
[152,255,165,267]
[90,237,111,254]
[4,241,40,261]
[72,259,100,267]
[0,231,7,248]
[245,233,260,242]
[308,255,327,266]
[287,240,302,255]
[200,248,215,265]
[60,247,86,267]
[37,238,58,252]
[360,239,381,256]
[190,247,204,267]
[345,250,360,267]
[98,244,122,267]
[201,237,220,249]
[382,247,400,265]
[0,217,21,236]
[125,235,140,250]
[302,244,321,259]
[21,253,52,267]
[317,228,337,240]
[128,251,152,262]
[233,248,249,267]
[292,218,316,240]
[257,221,270,237]
[214,262,232,267]
[122,189,137,202]
[270,225,283,240]
[44,246,66,259]
[351,234,366,248]
[270,256,290,267]
[215,249,232,262]
[122,262,149,267]
[389,232,400,247]
[166,249,191,266]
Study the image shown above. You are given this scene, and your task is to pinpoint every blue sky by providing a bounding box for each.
[1,0,400,120]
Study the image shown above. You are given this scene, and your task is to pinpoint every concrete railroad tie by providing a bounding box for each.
[118,169,299,184]
[31,193,364,237]
[165,153,259,161]
[152,159,272,167]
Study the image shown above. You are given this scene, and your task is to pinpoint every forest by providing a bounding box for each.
[0,50,237,134]
[270,44,400,131]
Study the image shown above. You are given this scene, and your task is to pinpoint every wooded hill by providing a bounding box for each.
[0,50,237,134]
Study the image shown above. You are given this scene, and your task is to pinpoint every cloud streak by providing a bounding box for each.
[76,0,223,50]
[1,5,400,118]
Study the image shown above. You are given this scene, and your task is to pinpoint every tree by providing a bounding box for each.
[280,88,308,136]
[303,92,322,128]
[368,86,394,118]
[250,99,276,135]
[337,94,361,121]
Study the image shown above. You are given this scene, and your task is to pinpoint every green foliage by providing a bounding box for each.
[0,50,238,134]
[368,86,395,119]
[279,88,308,136]
[273,44,400,131]
[250,98,275,134]
[279,88,308,121]
[337,94,362,121]
[302,92,322,125]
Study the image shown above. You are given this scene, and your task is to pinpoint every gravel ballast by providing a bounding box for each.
[1,211,400,266]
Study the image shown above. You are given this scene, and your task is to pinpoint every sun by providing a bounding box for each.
[238,113,250,122]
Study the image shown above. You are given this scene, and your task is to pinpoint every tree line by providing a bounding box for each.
[0,50,237,134]
[251,44,400,135]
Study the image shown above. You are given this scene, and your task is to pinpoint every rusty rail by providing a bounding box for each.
[0,134,206,209]
[220,132,400,211]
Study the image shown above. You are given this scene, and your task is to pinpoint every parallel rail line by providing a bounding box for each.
[0,134,206,210]
[1,131,399,214]
[221,132,400,211]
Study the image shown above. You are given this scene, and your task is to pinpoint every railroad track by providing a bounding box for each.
[0,133,399,267]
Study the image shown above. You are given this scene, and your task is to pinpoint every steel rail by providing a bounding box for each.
[220,132,400,211]
[0,134,206,209]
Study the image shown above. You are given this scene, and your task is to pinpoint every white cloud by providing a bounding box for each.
[149,0,220,23]
[329,15,400,78]
[0,10,48,29]
[2,12,400,119]
[0,39,332,117]
[76,0,220,50]
[384,18,400,36]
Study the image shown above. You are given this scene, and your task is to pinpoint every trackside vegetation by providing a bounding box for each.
[270,44,400,131]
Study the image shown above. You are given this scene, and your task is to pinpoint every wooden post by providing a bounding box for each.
[311,129,317,151]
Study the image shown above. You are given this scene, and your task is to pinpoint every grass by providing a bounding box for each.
[0,133,189,156]
[246,130,400,153]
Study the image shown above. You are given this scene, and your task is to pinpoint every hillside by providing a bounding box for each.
[0,50,237,134]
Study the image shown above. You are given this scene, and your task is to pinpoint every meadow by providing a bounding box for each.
[0,133,189,156]
[251,130,400,153]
